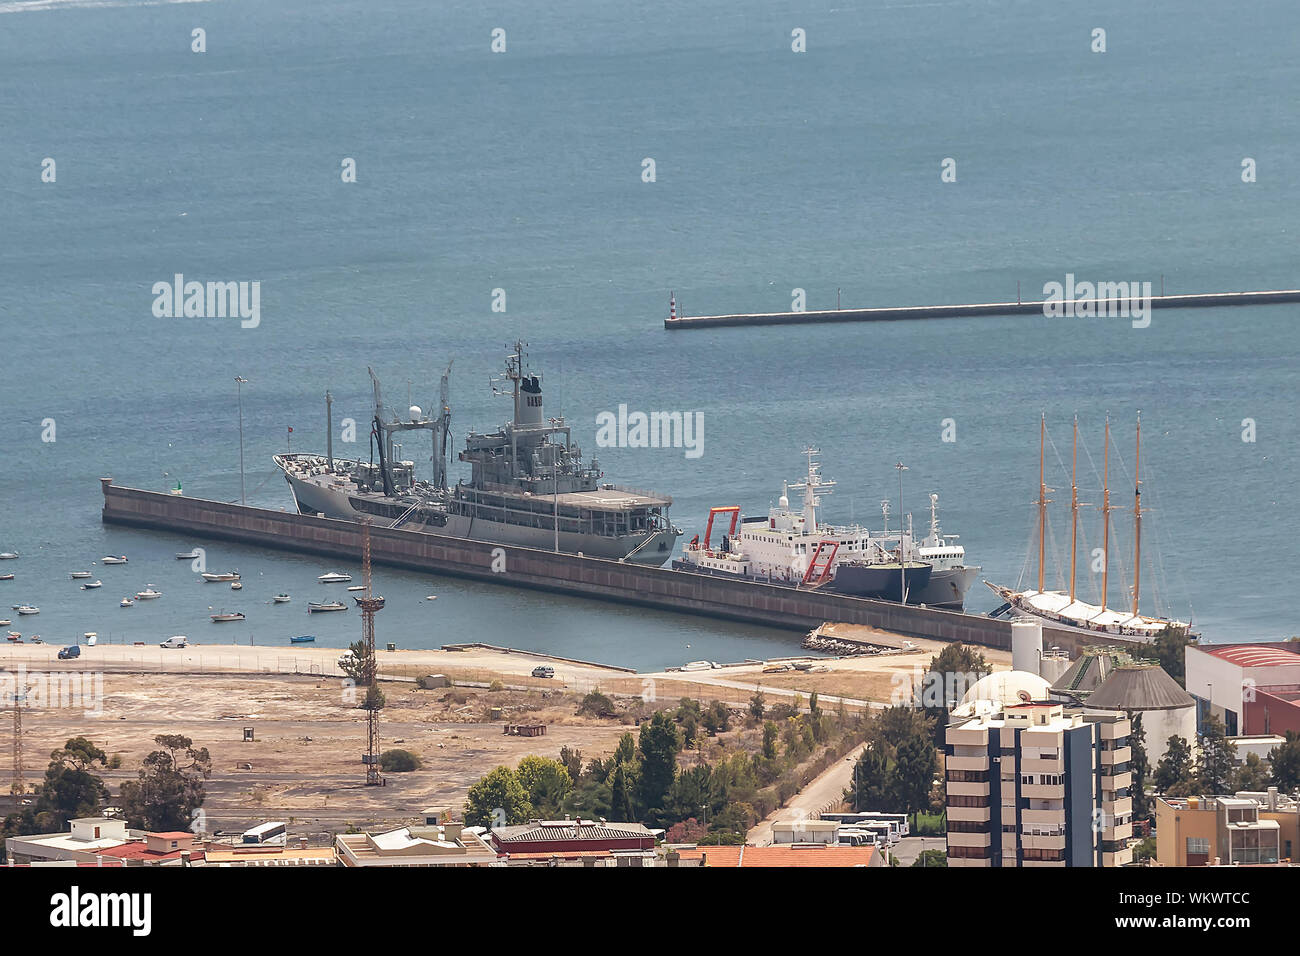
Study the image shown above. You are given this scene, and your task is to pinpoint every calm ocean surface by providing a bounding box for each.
[2,0,1297,667]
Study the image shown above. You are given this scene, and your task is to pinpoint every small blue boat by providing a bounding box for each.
[290,635,316,644]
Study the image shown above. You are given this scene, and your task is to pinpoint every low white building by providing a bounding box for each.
[335,823,497,867]
[6,817,133,865]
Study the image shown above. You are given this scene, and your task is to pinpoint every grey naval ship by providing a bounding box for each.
[274,343,682,564]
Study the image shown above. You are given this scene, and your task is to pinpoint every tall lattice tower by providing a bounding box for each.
[9,689,24,797]
[355,519,385,786]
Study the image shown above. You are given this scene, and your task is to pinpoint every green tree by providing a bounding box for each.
[609,763,635,822]
[1153,735,1195,794]
[614,732,637,767]
[339,639,376,686]
[577,690,616,717]
[890,733,937,815]
[119,734,212,832]
[761,722,779,761]
[910,848,947,867]
[36,738,110,829]
[1129,714,1151,821]
[558,746,584,784]
[666,763,717,825]
[515,755,573,818]
[464,766,532,827]
[845,746,891,811]
[1233,752,1271,793]
[637,711,681,821]
[1268,732,1300,791]
[702,700,730,736]
[1152,626,1192,687]
[379,749,421,772]
[748,690,766,722]
[922,644,988,743]
[1196,714,1236,794]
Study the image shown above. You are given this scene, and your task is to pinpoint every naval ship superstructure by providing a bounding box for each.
[274,343,682,564]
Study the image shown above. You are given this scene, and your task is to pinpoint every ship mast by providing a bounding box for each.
[1132,412,1142,617]
[1069,415,1078,604]
[1100,416,1111,611]
[1037,414,1049,593]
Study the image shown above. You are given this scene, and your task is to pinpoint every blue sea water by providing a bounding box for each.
[1,0,1297,667]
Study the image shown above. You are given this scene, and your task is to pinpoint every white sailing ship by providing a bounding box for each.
[986,414,1194,642]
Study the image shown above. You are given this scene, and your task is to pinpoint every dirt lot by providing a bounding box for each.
[2,672,632,837]
[0,637,1010,837]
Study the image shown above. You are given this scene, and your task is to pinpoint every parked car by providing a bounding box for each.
[159,635,188,649]
[57,644,81,660]
[531,665,555,678]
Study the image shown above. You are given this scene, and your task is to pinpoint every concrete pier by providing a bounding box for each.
[664,288,1300,330]
[99,479,1126,655]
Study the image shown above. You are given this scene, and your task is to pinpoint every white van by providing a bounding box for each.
[159,635,188,649]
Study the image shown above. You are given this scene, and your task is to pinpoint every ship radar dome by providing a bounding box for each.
[409,405,423,419]
[779,494,789,508]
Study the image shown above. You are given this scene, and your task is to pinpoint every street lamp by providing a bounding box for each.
[235,376,248,505]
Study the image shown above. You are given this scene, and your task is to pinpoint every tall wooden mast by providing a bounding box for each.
[1100,416,1111,611]
[1132,412,1143,616]
[1037,414,1049,593]
[1069,416,1079,604]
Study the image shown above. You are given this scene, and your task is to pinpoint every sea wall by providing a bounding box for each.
[100,479,1130,655]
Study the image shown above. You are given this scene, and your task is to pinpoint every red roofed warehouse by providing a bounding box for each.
[1186,642,1300,736]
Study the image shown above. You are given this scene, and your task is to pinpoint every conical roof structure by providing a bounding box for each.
[1049,646,1138,701]
[1085,663,1196,712]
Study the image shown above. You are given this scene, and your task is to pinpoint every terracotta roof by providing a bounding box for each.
[98,843,204,862]
[1199,643,1300,668]
[676,845,877,867]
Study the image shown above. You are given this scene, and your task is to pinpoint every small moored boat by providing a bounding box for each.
[81,580,103,590]
[307,601,347,613]
[100,556,128,565]
[134,587,162,600]
[200,571,240,583]
[176,551,200,560]
[16,605,39,615]
[318,572,352,584]
[120,598,134,607]
[273,593,291,603]
[210,610,246,622]
[0,552,18,560]
[71,571,92,579]
[0,573,13,581]
[230,581,243,590]
[290,635,316,644]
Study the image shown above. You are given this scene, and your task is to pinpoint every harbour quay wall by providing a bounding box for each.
[99,479,1111,654]
[664,289,1300,330]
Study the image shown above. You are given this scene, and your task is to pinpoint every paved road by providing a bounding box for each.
[746,742,869,846]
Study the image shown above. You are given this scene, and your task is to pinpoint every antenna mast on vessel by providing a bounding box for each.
[1100,416,1112,611]
[1132,412,1143,616]
[1036,414,1052,593]
[325,389,334,473]
[1069,415,1079,603]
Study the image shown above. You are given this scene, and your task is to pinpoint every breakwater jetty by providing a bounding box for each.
[663,288,1300,330]
[99,479,1117,655]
